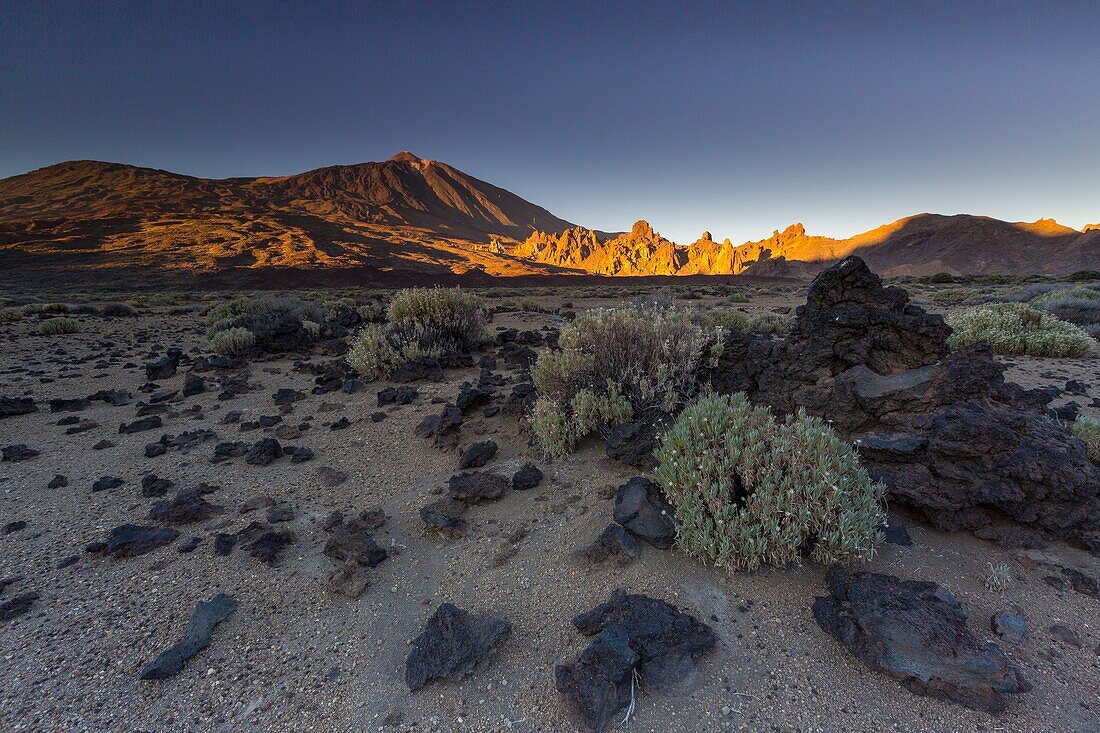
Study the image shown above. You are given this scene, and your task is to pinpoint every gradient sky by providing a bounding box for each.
[3,1,1099,243]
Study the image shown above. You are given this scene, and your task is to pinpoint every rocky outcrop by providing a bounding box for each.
[712,256,1100,549]
[813,567,1030,712]
[555,591,716,733]
[405,603,511,691]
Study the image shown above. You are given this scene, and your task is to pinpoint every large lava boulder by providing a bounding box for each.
[711,256,1100,550]
[405,603,511,691]
[813,566,1030,712]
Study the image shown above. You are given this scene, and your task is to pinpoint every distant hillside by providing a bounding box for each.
[0,153,1095,286]
[514,214,1099,278]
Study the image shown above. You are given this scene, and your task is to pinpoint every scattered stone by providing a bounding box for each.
[177,536,202,553]
[556,591,717,732]
[1049,624,1083,648]
[0,592,38,622]
[405,603,511,691]
[324,524,388,567]
[119,415,163,434]
[883,523,912,546]
[0,396,37,419]
[613,477,676,549]
[414,405,463,449]
[149,488,222,524]
[91,476,124,493]
[49,397,91,413]
[329,416,350,430]
[456,384,493,413]
[315,466,348,487]
[210,441,249,463]
[245,438,283,465]
[145,353,180,381]
[182,374,206,397]
[238,523,293,564]
[604,420,658,470]
[141,474,174,498]
[511,463,543,491]
[582,524,639,566]
[94,439,115,450]
[370,411,386,422]
[139,594,236,680]
[459,440,497,469]
[391,356,445,383]
[286,446,314,463]
[2,444,40,462]
[213,533,237,556]
[420,499,467,534]
[90,524,180,557]
[47,474,68,489]
[812,566,1030,712]
[64,419,98,435]
[991,613,1027,644]
[377,386,418,406]
[89,389,132,406]
[448,472,508,503]
[3,520,27,535]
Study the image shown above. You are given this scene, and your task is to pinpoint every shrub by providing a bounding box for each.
[36,317,81,335]
[983,563,1012,593]
[23,302,69,315]
[209,327,256,356]
[207,296,326,353]
[347,288,486,380]
[654,393,886,571]
[748,313,789,334]
[946,303,1096,357]
[1033,296,1100,327]
[1073,415,1100,462]
[531,306,722,457]
[0,307,23,323]
[1067,269,1100,282]
[99,302,137,317]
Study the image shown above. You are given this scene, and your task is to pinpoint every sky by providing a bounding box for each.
[3,0,1099,243]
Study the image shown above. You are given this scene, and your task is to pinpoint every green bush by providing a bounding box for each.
[654,393,885,570]
[946,303,1096,357]
[1029,286,1100,305]
[531,306,722,457]
[99,302,137,317]
[209,327,256,356]
[23,302,69,315]
[0,307,23,323]
[206,295,325,353]
[36,317,81,335]
[1073,415,1100,462]
[347,287,486,380]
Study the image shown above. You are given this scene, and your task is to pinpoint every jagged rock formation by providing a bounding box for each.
[813,566,1030,712]
[712,256,1100,549]
[516,215,1100,278]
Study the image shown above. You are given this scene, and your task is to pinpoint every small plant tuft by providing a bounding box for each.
[36,317,82,335]
[946,303,1096,357]
[209,327,256,356]
[1072,415,1100,462]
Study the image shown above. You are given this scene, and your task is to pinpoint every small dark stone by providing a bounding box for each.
[991,612,1027,643]
[2,520,27,535]
[182,374,206,397]
[92,524,179,557]
[1,444,40,463]
[612,477,676,549]
[1049,624,1083,648]
[370,411,386,423]
[47,474,68,489]
[177,536,202,553]
[0,592,39,622]
[0,396,38,419]
[582,524,639,566]
[245,438,283,466]
[149,489,222,524]
[139,594,236,680]
[119,415,163,434]
[213,533,237,557]
[145,354,180,381]
[448,472,508,503]
[91,476,124,493]
[330,416,351,430]
[883,523,912,546]
[405,603,511,691]
[511,463,543,491]
[141,474,174,498]
[459,440,497,469]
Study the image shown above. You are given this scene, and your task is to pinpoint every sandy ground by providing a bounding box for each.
[0,290,1098,733]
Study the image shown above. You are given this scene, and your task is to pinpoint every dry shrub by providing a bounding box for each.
[946,303,1095,357]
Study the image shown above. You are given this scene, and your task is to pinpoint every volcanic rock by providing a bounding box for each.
[613,477,676,549]
[140,594,236,680]
[405,603,511,691]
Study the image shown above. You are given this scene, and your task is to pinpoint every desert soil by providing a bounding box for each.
[1,286,1098,733]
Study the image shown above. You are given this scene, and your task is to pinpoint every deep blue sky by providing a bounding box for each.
[3,1,1099,242]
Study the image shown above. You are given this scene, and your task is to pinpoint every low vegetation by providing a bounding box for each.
[0,307,23,323]
[206,295,326,353]
[531,305,722,457]
[209,326,256,356]
[98,302,137,317]
[1073,415,1100,461]
[653,392,886,571]
[347,287,487,380]
[36,317,82,335]
[946,303,1096,357]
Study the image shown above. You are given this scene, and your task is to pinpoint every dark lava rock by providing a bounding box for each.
[89,389,133,406]
[2,444,40,462]
[91,524,180,557]
[0,397,37,419]
[49,397,91,413]
[0,592,39,622]
[710,256,1100,550]
[883,522,912,546]
[1049,624,1083,648]
[239,523,293,564]
[448,472,508,503]
[555,591,717,733]
[285,446,314,463]
[613,477,676,549]
[211,441,249,463]
[582,524,639,566]
[213,533,237,556]
[3,520,27,535]
[511,463,543,491]
[459,440,497,470]
[456,384,493,414]
[47,474,68,489]
[329,416,350,430]
[145,354,180,381]
[141,474,174,498]
[149,489,222,524]
[405,603,511,691]
[1060,567,1099,598]
[420,499,467,533]
[812,566,1030,712]
[370,411,386,422]
[95,439,116,450]
[604,421,658,470]
[91,476,124,493]
[245,438,283,466]
[991,612,1027,643]
[324,524,388,567]
[177,536,202,553]
[119,415,163,434]
[182,374,206,397]
[377,385,418,406]
[139,593,236,680]
[414,405,463,449]
[272,388,305,406]
[391,356,445,383]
